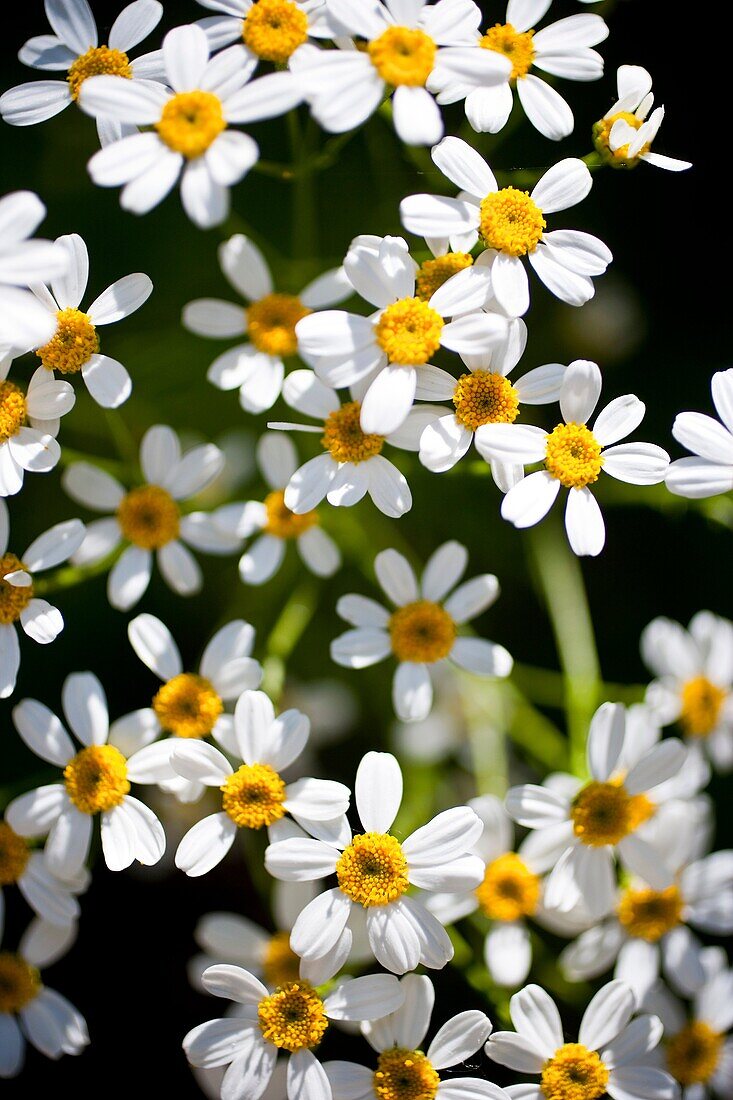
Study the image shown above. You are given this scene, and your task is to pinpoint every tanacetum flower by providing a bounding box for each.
[62,424,231,609]
[0,0,165,145]
[0,191,69,350]
[265,750,484,979]
[79,24,302,227]
[666,369,733,500]
[195,0,338,68]
[182,233,351,414]
[0,359,75,497]
[594,65,691,172]
[331,542,512,722]
[0,816,87,927]
[401,138,611,316]
[476,359,670,557]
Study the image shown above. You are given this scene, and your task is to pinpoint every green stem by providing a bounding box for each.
[287,110,317,260]
[34,547,122,596]
[512,662,645,709]
[459,673,509,797]
[260,580,320,703]
[103,409,140,471]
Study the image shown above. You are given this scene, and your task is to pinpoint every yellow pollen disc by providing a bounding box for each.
[263,931,301,988]
[593,112,648,169]
[220,763,287,829]
[264,489,318,539]
[453,370,520,430]
[0,822,30,885]
[67,45,132,101]
[117,485,180,550]
[667,1021,723,1086]
[368,25,437,87]
[541,1044,609,1100]
[257,981,328,1052]
[415,252,473,301]
[375,298,444,365]
[389,600,456,664]
[64,744,130,815]
[321,401,384,465]
[480,23,535,81]
[0,553,33,625]
[156,91,226,158]
[36,307,99,375]
[152,673,223,739]
[243,0,309,62]
[570,780,639,847]
[679,676,726,738]
[479,188,545,257]
[247,293,311,357]
[373,1048,441,1100]
[617,884,683,942]
[545,423,603,489]
[0,381,27,443]
[475,852,540,921]
[0,953,41,1014]
[336,832,409,908]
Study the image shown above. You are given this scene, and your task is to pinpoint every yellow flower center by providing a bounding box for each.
[679,676,726,738]
[152,673,223,739]
[479,188,545,257]
[373,1048,441,1100]
[545,423,603,489]
[257,981,328,1052]
[541,1044,610,1100]
[0,821,30,885]
[36,308,99,374]
[263,931,301,988]
[220,763,287,829]
[0,553,33,625]
[667,1022,723,1086]
[336,832,409,908]
[617,884,684,942]
[571,780,650,847]
[156,91,226,158]
[0,381,27,443]
[264,489,318,539]
[389,600,456,664]
[593,112,648,169]
[247,293,311,357]
[0,953,41,1014]
[321,401,385,464]
[64,744,130,815]
[375,298,444,365]
[117,485,181,550]
[480,23,535,81]
[415,252,474,301]
[368,26,436,87]
[67,45,132,101]
[453,370,520,430]
[243,0,309,62]
[475,852,540,921]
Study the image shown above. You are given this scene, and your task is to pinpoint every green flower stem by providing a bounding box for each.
[459,673,509,797]
[287,110,318,261]
[33,547,122,596]
[103,408,140,470]
[260,580,320,703]
[512,661,644,709]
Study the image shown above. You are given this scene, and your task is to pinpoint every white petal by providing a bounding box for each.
[20,599,64,644]
[602,443,670,486]
[11,699,74,766]
[516,74,573,141]
[265,839,339,881]
[427,1010,493,1070]
[403,805,482,865]
[432,136,495,197]
[158,540,202,595]
[531,158,592,214]
[366,903,421,974]
[45,803,93,879]
[444,574,499,623]
[108,545,152,610]
[176,813,237,876]
[23,518,85,572]
[505,784,569,828]
[579,980,635,1051]
[331,627,392,669]
[486,922,533,988]
[375,547,418,605]
[355,750,402,833]
[127,612,182,680]
[392,85,443,146]
[393,662,433,722]
[360,364,416,436]
[62,671,108,747]
[45,0,97,53]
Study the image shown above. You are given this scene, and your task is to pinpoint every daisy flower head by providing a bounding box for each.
[62,424,232,610]
[476,359,670,557]
[486,979,678,1100]
[594,65,692,173]
[331,541,512,722]
[182,233,351,414]
[289,0,512,147]
[6,671,167,879]
[0,501,85,698]
[666,369,733,501]
[296,233,520,436]
[0,191,70,350]
[33,232,152,408]
[0,0,165,146]
[0,359,75,497]
[195,0,339,67]
[79,24,302,228]
[401,138,612,316]
[0,813,88,928]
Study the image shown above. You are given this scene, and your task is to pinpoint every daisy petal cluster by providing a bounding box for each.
[666,370,733,500]
[594,65,691,172]
[0,190,69,350]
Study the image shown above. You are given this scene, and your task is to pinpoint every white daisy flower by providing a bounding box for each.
[32,232,152,408]
[0,191,70,350]
[641,612,733,774]
[289,0,512,147]
[666,369,733,501]
[331,541,512,722]
[400,138,612,316]
[323,972,508,1100]
[486,979,678,1100]
[182,233,351,415]
[265,750,484,979]
[506,702,687,920]
[0,501,85,699]
[79,24,302,228]
[0,918,88,1078]
[62,424,232,610]
[6,671,167,878]
[476,359,670,557]
[183,962,405,1100]
[0,0,165,147]
[195,0,338,68]
[296,233,519,436]
[0,359,75,497]
[0,817,88,928]
[594,65,691,173]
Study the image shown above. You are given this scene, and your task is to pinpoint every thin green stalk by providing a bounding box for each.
[287,110,317,260]
[459,673,509,797]
[260,580,320,702]
[103,409,139,470]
